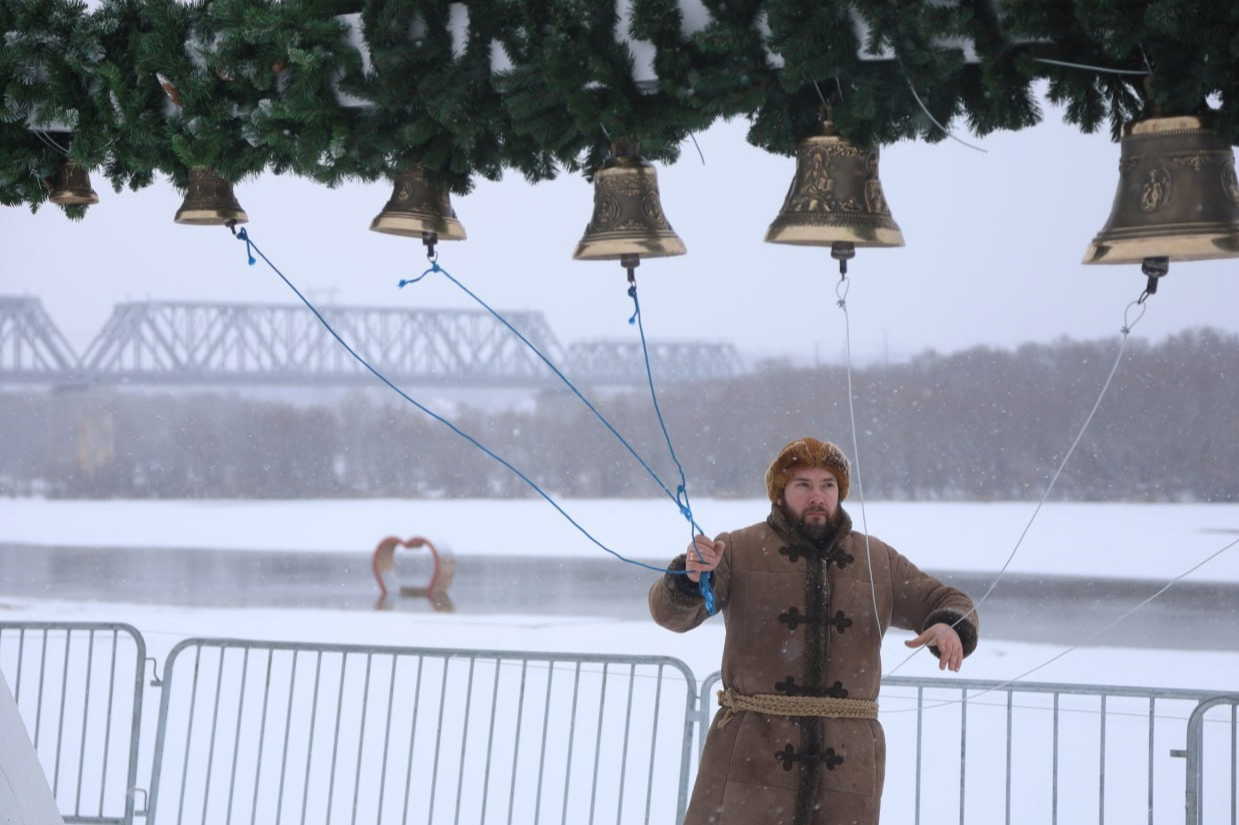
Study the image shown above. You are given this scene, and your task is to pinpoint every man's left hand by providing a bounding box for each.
[906,623,964,672]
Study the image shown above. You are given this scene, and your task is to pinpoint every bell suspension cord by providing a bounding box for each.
[883,531,1239,715]
[883,288,1155,678]
[832,272,1237,707]
[228,226,714,590]
[625,264,715,613]
[400,251,716,612]
[401,252,718,609]
[396,259,706,536]
[833,269,885,643]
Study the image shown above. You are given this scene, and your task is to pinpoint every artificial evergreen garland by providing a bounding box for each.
[2,0,1237,217]
[1002,0,1239,141]
[205,0,366,183]
[89,0,179,194]
[0,0,103,218]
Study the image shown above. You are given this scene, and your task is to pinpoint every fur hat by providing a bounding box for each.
[765,438,851,502]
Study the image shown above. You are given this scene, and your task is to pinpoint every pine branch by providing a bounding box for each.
[0,0,1236,214]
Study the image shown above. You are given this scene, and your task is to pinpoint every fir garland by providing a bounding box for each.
[501,0,714,176]
[1,0,103,218]
[88,0,179,194]
[1,0,1237,216]
[204,0,366,183]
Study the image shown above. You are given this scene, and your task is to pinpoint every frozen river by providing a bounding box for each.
[2,542,1237,650]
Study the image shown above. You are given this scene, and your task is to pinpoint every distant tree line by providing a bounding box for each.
[2,328,1236,502]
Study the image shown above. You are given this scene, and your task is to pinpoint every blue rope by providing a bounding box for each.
[401,261,717,614]
[627,282,716,615]
[232,227,688,579]
[398,263,698,526]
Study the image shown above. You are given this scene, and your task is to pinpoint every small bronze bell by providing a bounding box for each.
[573,143,686,271]
[369,164,467,250]
[173,168,248,226]
[1083,115,1239,288]
[48,160,100,206]
[765,119,903,268]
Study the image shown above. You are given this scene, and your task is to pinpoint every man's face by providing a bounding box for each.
[779,467,840,538]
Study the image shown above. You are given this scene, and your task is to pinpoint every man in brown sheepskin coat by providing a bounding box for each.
[649,437,979,825]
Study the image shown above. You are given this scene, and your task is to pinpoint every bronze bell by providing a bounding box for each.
[573,144,686,269]
[369,164,467,247]
[173,168,248,225]
[49,160,100,206]
[765,120,904,265]
[1083,116,1239,283]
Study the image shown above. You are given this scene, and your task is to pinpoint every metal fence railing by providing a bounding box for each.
[0,623,147,825]
[146,639,698,825]
[2,621,1234,825]
[700,671,1238,825]
[1185,695,1239,825]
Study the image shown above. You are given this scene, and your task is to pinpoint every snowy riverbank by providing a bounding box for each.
[3,497,1237,582]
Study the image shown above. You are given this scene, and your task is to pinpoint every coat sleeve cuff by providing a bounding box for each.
[663,554,705,605]
[923,609,978,658]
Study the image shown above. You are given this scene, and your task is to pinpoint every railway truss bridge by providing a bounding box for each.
[0,296,744,389]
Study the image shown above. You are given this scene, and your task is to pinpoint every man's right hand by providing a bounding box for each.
[685,535,725,582]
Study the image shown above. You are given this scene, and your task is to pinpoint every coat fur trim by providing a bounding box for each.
[923,608,979,658]
[662,554,705,606]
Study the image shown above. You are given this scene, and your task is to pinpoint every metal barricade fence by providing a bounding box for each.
[146,639,699,825]
[0,623,146,825]
[700,671,1237,825]
[2,621,1234,825]
[1185,695,1239,825]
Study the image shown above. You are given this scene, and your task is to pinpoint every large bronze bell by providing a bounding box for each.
[573,143,686,269]
[765,119,904,265]
[1083,116,1239,281]
[49,160,100,206]
[369,164,467,247]
[173,168,248,225]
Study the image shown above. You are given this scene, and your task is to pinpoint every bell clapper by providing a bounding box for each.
[622,253,640,287]
[423,232,439,264]
[831,242,856,277]
[1138,256,1168,300]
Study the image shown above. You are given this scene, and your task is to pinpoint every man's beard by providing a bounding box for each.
[782,504,835,542]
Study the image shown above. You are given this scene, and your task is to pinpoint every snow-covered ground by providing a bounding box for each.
[2,497,1237,824]
[3,497,1238,582]
[3,594,1236,695]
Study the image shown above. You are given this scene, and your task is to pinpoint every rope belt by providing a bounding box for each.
[717,688,878,729]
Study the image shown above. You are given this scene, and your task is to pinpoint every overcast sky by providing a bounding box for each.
[5,89,1239,365]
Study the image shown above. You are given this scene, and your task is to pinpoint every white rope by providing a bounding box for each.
[884,292,1149,678]
[899,60,987,154]
[835,273,884,637]
[32,129,68,156]
[1032,56,1149,77]
[883,534,1239,714]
